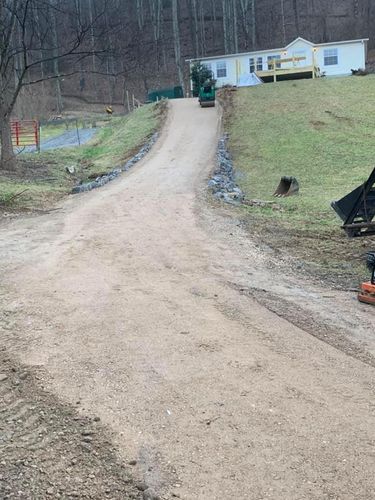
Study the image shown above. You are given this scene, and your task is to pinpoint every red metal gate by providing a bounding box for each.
[11,120,40,151]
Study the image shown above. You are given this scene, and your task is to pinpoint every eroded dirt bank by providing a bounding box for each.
[0,99,374,499]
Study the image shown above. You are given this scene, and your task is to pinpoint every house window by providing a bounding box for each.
[256,57,263,71]
[267,55,281,70]
[249,58,255,73]
[216,61,227,78]
[324,48,338,66]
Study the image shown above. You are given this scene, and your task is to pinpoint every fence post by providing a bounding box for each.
[126,90,131,113]
[76,119,81,147]
[15,121,20,146]
[35,121,41,153]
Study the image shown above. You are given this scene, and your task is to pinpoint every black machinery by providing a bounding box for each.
[331,167,375,237]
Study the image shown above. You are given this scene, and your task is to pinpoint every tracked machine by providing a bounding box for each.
[331,168,375,306]
[198,82,216,108]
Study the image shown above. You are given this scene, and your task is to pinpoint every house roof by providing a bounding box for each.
[186,37,369,62]
[285,37,314,48]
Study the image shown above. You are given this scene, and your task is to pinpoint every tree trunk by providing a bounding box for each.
[293,0,300,36]
[149,0,162,68]
[211,0,217,49]
[0,112,16,171]
[233,0,239,54]
[88,0,97,73]
[171,0,185,94]
[136,0,144,29]
[239,0,250,50]
[51,2,63,113]
[280,0,287,46]
[191,0,199,57]
[33,4,46,94]
[251,0,256,49]
[199,1,206,56]
[222,0,229,53]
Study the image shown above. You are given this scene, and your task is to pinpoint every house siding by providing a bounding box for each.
[192,38,368,87]
[315,41,366,76]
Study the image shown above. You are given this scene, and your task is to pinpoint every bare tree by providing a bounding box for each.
[239,0,251,49]
[292,0,300,36]
[149,0,163,67]
[0,0,110,170]
[280,0,287,45]
[88,0,97,72]
[233,0,239,54]
[190,0,200,57]
[199,1,206,56]
[222,0,229,53]
[50,0,63,113]
[251,0,256,48]
[171,0,185,93]
[136,0,145,30]
[210,0,217,49]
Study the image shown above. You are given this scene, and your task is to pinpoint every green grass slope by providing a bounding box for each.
[229,76,375,228]
[0,103,163,210]
[226,76,375,285]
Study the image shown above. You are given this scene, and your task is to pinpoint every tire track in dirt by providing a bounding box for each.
[230,283,375,368]
[0,348,142,500]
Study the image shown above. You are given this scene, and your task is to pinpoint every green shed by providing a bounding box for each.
[147,86,184,102]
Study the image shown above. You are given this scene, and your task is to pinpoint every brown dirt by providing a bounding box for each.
[310,120,326,129]
[237,213,371,290]
[0,348,142,499]
[0,99,374,499]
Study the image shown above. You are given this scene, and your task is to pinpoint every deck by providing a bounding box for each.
[256,56,321,82]
[256,63,320,83]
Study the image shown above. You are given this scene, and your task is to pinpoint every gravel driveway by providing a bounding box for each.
[1,99,374,500]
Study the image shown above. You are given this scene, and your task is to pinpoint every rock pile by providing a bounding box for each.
[72,132,159,194]
[208,133,244,204]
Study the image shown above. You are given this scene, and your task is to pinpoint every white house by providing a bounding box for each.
[187,37,369,87]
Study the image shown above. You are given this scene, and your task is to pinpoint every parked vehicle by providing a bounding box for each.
[198,83,215,108]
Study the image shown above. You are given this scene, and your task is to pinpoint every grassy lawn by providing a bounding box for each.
[39,114,114,141]
[0,103,164,210]
[40,104,161,175]
[225,76,375,286]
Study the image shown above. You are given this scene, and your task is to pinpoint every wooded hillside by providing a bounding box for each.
[76,0,374,95]
[4,0,374,117]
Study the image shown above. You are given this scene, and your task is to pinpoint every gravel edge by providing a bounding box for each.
[208,133,244,204]
[71,132,159,194]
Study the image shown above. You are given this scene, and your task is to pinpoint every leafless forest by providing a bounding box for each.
[58,0,374,102]
[2,0,374,120]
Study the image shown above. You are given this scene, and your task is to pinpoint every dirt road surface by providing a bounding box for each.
[1,99,375,499]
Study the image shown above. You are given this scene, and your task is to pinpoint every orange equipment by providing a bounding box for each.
[358,251,375,306]
[358,282,375,306]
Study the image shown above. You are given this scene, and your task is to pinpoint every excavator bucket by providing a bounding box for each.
[273,176,299,197]
[331,167,375,237]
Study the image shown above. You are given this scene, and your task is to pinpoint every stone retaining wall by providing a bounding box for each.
[72,132,159,194]
[208,134,244,204]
